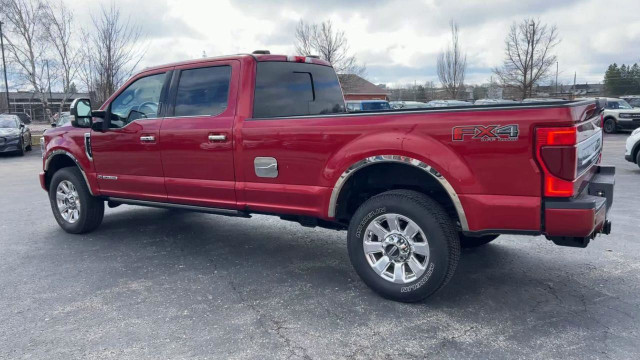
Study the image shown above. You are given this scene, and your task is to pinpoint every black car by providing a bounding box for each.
[1,112,32,124]
[0,114,32,156]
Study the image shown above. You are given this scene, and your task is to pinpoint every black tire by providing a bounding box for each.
[25,137,32,151]
[603,118,617,134]
[49,167,104,234]
[459,234,499,248]
[636,150,640,169]
[16,139,25,156]
[347,190,460,302]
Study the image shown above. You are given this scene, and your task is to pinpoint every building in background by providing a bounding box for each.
[338,74,390,101]
[0,92,90,122]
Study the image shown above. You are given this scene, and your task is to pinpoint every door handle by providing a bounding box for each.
[208,134,227,142]
[140,135,155,142]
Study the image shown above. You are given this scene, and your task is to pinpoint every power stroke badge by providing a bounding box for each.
[452,124,519,142]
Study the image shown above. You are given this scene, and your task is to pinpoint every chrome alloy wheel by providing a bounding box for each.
[363,213,430,284]
[56,180,81,224]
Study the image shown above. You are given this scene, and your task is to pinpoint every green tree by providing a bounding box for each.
[604,63,621,95]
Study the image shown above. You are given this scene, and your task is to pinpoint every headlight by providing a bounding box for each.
[632,128,640,136]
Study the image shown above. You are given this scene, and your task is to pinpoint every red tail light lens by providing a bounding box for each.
[536,127,578,197]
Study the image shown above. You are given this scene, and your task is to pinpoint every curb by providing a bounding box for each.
[31,134,44,146]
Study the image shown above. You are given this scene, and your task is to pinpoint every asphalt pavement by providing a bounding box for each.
[1,133,639,359]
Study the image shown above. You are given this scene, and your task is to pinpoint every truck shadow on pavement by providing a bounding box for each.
[85,206,624,314]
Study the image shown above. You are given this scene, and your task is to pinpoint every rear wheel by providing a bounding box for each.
[459,234,499,248]
[636,150,640,169]
[347,190,460,302]
[603,118,617,134]
[25,136,32,151]
[49,167,104,234]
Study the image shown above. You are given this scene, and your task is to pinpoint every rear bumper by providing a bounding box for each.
[544,165,614,247]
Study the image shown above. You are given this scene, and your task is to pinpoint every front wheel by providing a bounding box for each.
[347,190,460,302]
[49,167,104,234]
[603,118,617,134]
[16,139,25,156]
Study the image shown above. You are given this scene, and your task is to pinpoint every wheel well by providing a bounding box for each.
[603,116,617,122]
[334,163,460,225]
[44,154,78,191]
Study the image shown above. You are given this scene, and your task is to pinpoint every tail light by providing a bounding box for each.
[536,127,578,197]
[287,56,314,63]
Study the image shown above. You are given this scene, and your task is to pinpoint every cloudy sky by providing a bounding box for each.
[53,0,640,87]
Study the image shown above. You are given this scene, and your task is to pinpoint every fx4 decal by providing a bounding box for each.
[452,124,519,142]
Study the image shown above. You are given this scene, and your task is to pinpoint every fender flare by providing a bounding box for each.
[44,150,95,195]
[327,154,469,231]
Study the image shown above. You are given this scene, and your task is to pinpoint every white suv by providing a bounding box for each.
[602,98,640,133]
[625,128,640,168]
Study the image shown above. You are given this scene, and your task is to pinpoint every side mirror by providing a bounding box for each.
[51,123,57,128]
[70,98,93,128]
[20,123,25,128]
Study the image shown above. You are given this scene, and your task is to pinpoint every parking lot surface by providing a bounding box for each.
[1,134,639,359]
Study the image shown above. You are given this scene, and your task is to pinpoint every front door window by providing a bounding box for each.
[110,73,166,128]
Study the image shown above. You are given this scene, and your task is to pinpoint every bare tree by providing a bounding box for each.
[493,18,560,99]
[294,20,365,77]
[43,0,81,114]
[80,3,145,104]
[437,21,466,99]
[0,0,50,118]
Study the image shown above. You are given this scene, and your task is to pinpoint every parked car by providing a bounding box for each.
[346,100,391,112]
[474,99,518,105]
[41,53,614,303]
[621,95,640,108]
[1,112,31,124]
[600,98,640,133]
[389,101,431,109]
[426,100,472,107]
[0,114,32,155]
[625,128,640,168]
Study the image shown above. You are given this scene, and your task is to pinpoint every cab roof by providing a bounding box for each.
[140,54,332,74]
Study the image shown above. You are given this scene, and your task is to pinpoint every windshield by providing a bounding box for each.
[618,100,633,109]
[607,100,633,109]
[361,101,391,111]
[0,117,19,128]
[57,115,73,127]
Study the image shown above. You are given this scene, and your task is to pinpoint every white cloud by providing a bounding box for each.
[61,0,640,85]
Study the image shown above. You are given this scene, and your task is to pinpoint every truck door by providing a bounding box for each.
[90,69,171,202]
[159,60,239,209]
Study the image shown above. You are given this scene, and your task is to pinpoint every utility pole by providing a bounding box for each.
[0,21,10,113]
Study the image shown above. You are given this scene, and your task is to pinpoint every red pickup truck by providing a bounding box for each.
[41,53,614,302]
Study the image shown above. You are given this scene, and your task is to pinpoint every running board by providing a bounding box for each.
[107,197,250,217]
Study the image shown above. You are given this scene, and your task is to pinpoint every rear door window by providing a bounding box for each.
[253,62,345,118]
[174,66,231,117]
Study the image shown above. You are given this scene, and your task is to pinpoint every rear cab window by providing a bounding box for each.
[253,62,345,118]
[174,66,231,117]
